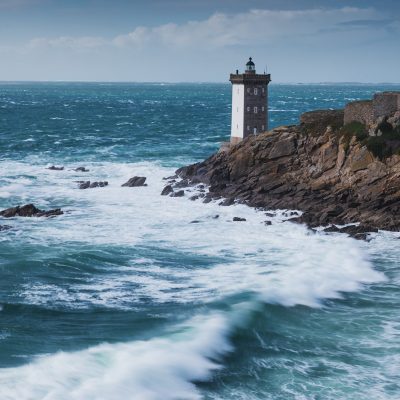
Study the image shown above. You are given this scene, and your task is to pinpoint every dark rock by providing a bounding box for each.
[47,165,64,171]
[212,215,220,219]
[190,195,199,201]
[233,217,247,222]
[174,179,190,188]
[170,190,185,197]
[219,197,235,206]
[264,221,272,225]
[190,220,201,224]
[0,204,63,218]
[79,181,91,189]
[265,212,275,217]
[161,185,173,196]
[122,177,147,187]
[79,181,108,189]
[74,167,89,172]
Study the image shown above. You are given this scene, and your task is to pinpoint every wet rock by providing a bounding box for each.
[219,197,235,206]
[0,204,63,218]
[47,165,64,171]
[122,177,147,187]
[233,217,246,222]
[74,167,89,172]
[78,181,108,189]
[264,221,272,225]
[190,195,199,201]
[174,179,190,188]
[170,190,185,197]
[161,185,173,196]
[190,220,201,224]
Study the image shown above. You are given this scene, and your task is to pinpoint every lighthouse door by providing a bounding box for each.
[253,127,257,135]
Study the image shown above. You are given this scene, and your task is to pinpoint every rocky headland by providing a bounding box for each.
[172,93,400,234]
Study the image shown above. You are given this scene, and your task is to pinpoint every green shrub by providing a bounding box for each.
[339,121,368,151]
[366,137,387,159]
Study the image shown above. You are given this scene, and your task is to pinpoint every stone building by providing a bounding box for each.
[230,58,271,145]
[344,91,400,129]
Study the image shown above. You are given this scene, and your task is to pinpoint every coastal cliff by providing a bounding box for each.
[174,107,400,232]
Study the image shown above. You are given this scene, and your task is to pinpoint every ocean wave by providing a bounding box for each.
[0,312,233,400]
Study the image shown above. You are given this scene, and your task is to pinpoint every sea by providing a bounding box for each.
[0,82,400,400]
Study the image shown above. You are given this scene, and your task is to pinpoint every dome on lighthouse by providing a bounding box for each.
[245,57,255,73]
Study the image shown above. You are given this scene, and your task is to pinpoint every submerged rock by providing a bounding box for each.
[74,167,89,172]
[0,204,63,218]
[47,165,64,171]
[323,224,378,240]
[122,176,147,187]
[78,181,108,189]
[233,217,246,222]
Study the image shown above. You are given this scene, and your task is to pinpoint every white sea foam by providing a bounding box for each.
[0,159,389,399]
[0,312,232,400]
[0,160,385,310]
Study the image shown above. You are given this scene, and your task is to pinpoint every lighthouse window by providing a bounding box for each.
[262,106,265,112]
[262,88,265,94]
[254,88,258,95]
[262,125,265,130]
[247,88,250,93]
[247,106,250,112]
[247,125,250,131]
[254,107,258,114]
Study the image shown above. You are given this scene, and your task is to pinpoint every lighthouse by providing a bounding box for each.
[230,57,271,145]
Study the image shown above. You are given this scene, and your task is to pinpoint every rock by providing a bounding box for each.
[219,197,235,206]
[47,165,64,171]
[170,190,185,197]
[190,220,201,224]
[79,181,108,189]
[122,177,147,187]
[74,167,89,172]
[174,98,400,232]
[190,195,199,201]
[78,181,91,189]
[269,138,296,159]
[0,204,63,218]
[161,185,173,196]
[233,217,246,222]
[264,221,272,225]
[174,179,190,188]
[212,215,220,219]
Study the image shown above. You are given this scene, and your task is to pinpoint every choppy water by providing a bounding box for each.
[1,82,400,400]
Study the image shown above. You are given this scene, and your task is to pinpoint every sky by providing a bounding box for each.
[0,0,399,82]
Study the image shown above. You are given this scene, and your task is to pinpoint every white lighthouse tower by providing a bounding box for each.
[230,57,271,145]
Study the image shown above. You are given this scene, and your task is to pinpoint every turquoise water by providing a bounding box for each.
[0,83,399,399]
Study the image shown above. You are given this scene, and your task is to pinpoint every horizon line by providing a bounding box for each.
[0,80,400,85]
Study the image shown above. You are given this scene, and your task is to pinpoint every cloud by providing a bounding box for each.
[18,6,386,52]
